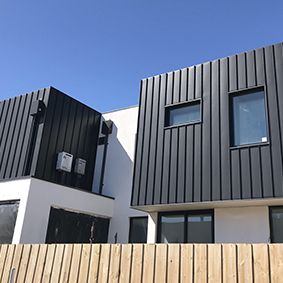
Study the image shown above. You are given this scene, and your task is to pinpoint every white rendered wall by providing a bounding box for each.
[215,206,270,243]
[93,106,147,243]
[18,178,114,243]
[0,178,31,243]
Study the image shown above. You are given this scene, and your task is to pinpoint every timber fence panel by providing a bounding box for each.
[0,243,283,282]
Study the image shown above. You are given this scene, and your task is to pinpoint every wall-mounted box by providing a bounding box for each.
[74,158,86,175]
[56,152,73,173]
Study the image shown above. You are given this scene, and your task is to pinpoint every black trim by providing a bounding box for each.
[157,209,214,243]
[229,85,269,148]
[164,99,202,128]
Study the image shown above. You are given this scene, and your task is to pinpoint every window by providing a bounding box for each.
[158,210,213,243]
[165,101,201,127]
[0,201,19,244]
[270,207,283,243]
[129,217,148,243]
[230,88,268,146]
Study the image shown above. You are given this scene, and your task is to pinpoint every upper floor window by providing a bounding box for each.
[270,207,283,243]
[165,100,201,127]
[230,88,268,147]
[129,217,148,243]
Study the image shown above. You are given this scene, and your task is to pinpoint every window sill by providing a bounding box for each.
[230,141,270,150]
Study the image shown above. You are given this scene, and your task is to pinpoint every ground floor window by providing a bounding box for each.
[0,200,19,244]
[270,206,283,243]
[158,210,214,243]
[45,207,110,244]
[129,217,148,243]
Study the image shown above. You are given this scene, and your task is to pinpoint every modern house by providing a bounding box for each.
[1,41,283,244]
[131,41,283,244]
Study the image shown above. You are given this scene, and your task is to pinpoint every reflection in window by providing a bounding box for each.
[160,215,185,243]
[159,211,213,243]
[129,217,148,243]
[270,207,283,243]
[230,89,268,146]
[0,201,19,244]
[165,101,201,127]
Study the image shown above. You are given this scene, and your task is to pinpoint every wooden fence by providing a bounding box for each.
[0,243,282,282]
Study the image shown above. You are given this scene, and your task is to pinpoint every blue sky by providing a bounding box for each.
[0,1,283,112]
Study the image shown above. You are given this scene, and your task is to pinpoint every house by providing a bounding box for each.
[131,41,283,243]
[0,87,145,244]
[1,42,283,244]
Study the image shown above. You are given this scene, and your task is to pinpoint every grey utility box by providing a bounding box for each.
[56,152,73,173]
[74,158,86,175]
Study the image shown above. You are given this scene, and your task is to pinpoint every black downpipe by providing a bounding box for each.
[98,120,113,195]
[99,133,109,194]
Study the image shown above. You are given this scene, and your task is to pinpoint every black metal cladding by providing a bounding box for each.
[0,87,101,192]
[131,42,283,206]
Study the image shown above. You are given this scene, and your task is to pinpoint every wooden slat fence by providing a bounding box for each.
[0,244,282,282]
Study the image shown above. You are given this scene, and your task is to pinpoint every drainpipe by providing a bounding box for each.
[99,120,113,195]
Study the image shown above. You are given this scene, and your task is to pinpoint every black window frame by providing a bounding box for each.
[229,85,269,149]
[269,206,283,243]
[164,99,202,129]
[157,210,214,243]
[128,216,148,243]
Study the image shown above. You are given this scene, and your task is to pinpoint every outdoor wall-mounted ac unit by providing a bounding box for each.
[56,152,73,173]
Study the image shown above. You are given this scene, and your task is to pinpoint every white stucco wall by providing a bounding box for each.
[93,106,146,243]
[0,178,31,243]
[215,206,270,243]
[18,178,114,243]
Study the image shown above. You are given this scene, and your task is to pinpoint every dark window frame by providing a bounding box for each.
[157,209,214,243]
[269,206,283,243]
[164,99,202,129]
[128,216,148,243]
[229,85,270,149]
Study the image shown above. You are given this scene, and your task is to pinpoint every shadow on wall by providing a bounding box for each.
[93,121,134,198]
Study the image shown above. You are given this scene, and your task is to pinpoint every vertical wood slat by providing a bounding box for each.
[119,244,132,283]
[253,244,269,283]
[237,244,253,283]
[97,244,111,283]
[269,244,283,283]
[130,244,143,283]
[1,245,16,283]
[108,244,121,283]
[88,244,101,283]
[154,244,167,282]
[167,244,180,282]
[222,244,237,283]
[142,244,155,283]
[194,244,207,283]
[180,244,193,283]
[208,244,222,283]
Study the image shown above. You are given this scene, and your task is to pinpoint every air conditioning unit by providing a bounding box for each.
[74,158,86,175]
[56,152,73,173]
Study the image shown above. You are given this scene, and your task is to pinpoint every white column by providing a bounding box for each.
[147,212,158,243]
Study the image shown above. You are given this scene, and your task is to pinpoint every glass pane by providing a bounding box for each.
[129,217,148,243]
[160,215,185,243]
[232,90,267,146]
[167,103,200,126]
[0,202,19,244]
[187,214,213,243]
[271,208,283,243]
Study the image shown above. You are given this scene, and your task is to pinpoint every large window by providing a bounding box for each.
[129,217,148,243]
[158,210,213,243]
[0,201,19,244]
[165,101,201,127]
[270,207,283,243]
[230,88,268,147]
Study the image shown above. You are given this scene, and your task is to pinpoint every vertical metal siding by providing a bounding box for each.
[35,87,101,191]
[0,88,50,180]
[0,87,100,192]
[132,42,283,206]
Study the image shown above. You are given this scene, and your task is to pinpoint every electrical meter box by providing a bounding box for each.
[74,158,86,175]
[56,152,73,173]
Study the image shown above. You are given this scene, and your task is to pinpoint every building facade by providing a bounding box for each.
[131,42,283,243]
[1,42,283,244]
